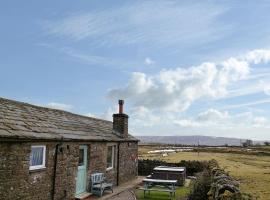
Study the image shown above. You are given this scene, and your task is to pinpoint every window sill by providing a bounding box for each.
[106,167,113,171]
[29,167,46,173]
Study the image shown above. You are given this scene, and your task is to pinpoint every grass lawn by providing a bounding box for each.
[139,147,270,200]
[135,179,192,200]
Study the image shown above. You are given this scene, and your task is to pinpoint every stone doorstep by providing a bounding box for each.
[75,192,92,200]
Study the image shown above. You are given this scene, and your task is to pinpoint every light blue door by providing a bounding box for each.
[76,145,88,195]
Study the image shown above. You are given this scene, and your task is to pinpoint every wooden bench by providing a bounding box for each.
[90,173,113,197]
[138,188,176,199]
[141,178,177,200]
[152,166,186,186]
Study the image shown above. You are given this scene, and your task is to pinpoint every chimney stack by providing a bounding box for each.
[113,100,128,139]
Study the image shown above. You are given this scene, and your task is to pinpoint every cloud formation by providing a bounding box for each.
[42,1,229,47]
[106,49,270,139]
[145,57,155,65]
[108,49,270,112]
[175,109,269,130]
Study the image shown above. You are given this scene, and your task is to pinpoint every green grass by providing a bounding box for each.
[135,179,192,200]
[135,186,191,200]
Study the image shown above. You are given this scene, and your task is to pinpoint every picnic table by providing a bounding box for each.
[141,178,177,199]
[152,166,186,186]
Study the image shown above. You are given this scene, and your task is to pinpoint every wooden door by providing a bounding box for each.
[76,145,88,195]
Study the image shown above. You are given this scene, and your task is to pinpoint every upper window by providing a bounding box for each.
[106,145,115,170]
[29,145,46,170]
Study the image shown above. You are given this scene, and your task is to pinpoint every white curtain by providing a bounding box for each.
[30,147,44,166]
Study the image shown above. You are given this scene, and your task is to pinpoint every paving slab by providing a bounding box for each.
[87,176,145,200]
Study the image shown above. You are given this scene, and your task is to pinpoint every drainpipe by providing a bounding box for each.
[51,143,59,200]
[116,142,120,186]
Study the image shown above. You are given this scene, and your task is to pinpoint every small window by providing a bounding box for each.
[29,145,46,170]
[106,145,115,170]
[78,148,84,166]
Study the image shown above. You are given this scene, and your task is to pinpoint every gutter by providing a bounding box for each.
[51,143,59,200]
[116,142,120,186]
[51,137,65,200]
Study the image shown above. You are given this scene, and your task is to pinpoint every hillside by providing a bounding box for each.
[137,135,251,146]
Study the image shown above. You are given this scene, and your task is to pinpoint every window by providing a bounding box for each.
[106,145,115,170]
[29,145,46,170]
[78,148,84,166]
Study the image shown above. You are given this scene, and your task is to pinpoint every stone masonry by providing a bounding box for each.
[0,141,138,200]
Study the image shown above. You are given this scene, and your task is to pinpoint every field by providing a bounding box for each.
[139,145,270,200]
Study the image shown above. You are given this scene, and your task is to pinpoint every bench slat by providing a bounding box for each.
[138,188,175,192]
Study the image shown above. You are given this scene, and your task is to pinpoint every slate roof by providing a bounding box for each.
[0,97,138,142]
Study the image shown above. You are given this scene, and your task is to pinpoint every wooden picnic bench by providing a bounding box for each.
[139,178,177,200]
[152,166,186,186]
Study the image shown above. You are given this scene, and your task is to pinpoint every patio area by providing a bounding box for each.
[86,176,145,200]
[82,176,191,200]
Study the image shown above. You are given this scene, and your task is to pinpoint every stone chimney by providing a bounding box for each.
[113,100,128,139]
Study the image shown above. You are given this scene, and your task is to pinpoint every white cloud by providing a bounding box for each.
[108,49,270,112]
[145,57,155,65]
[171,109,230,128]
[58,47,136,68]
[107,49,270,139]
[46,102,73,111]
[173,119,200,128]
[253,116,268,127]
[222,98,270,110]
[197,109,228,122]
[131,106,161,126]
[244,49,270,64]
[85,113,96,118]
[129,106,270,139]
[42,1,230,47]
[100,106,118,121]
[263,82,270,95]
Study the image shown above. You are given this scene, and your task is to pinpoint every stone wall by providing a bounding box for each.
[207,161,253,200]
[118,142,138,184]
[0,142,79,200]
[188,160,254,200]
[0,140,138,200]
[88,142,118,186]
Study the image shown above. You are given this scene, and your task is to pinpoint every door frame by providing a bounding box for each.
[75,145,88,195]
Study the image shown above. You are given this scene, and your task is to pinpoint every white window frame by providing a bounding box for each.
[106,145,115,170]
[29,145,46,171]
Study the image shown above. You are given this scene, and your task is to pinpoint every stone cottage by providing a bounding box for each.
[0,97,139,200]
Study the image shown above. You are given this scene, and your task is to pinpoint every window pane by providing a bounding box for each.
[78,149,84,166]
[107,146,113,168]
[30,147,44,166]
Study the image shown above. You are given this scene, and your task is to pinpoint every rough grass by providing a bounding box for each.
[139,146,270,200]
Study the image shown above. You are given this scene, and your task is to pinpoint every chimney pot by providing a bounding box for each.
[118,99,124,114]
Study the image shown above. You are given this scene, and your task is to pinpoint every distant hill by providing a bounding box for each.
[137,135,251,146]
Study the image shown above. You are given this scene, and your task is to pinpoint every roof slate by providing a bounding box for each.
[0,97,138,142]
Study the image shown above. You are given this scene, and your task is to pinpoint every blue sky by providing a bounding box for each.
[1,0,270,140]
